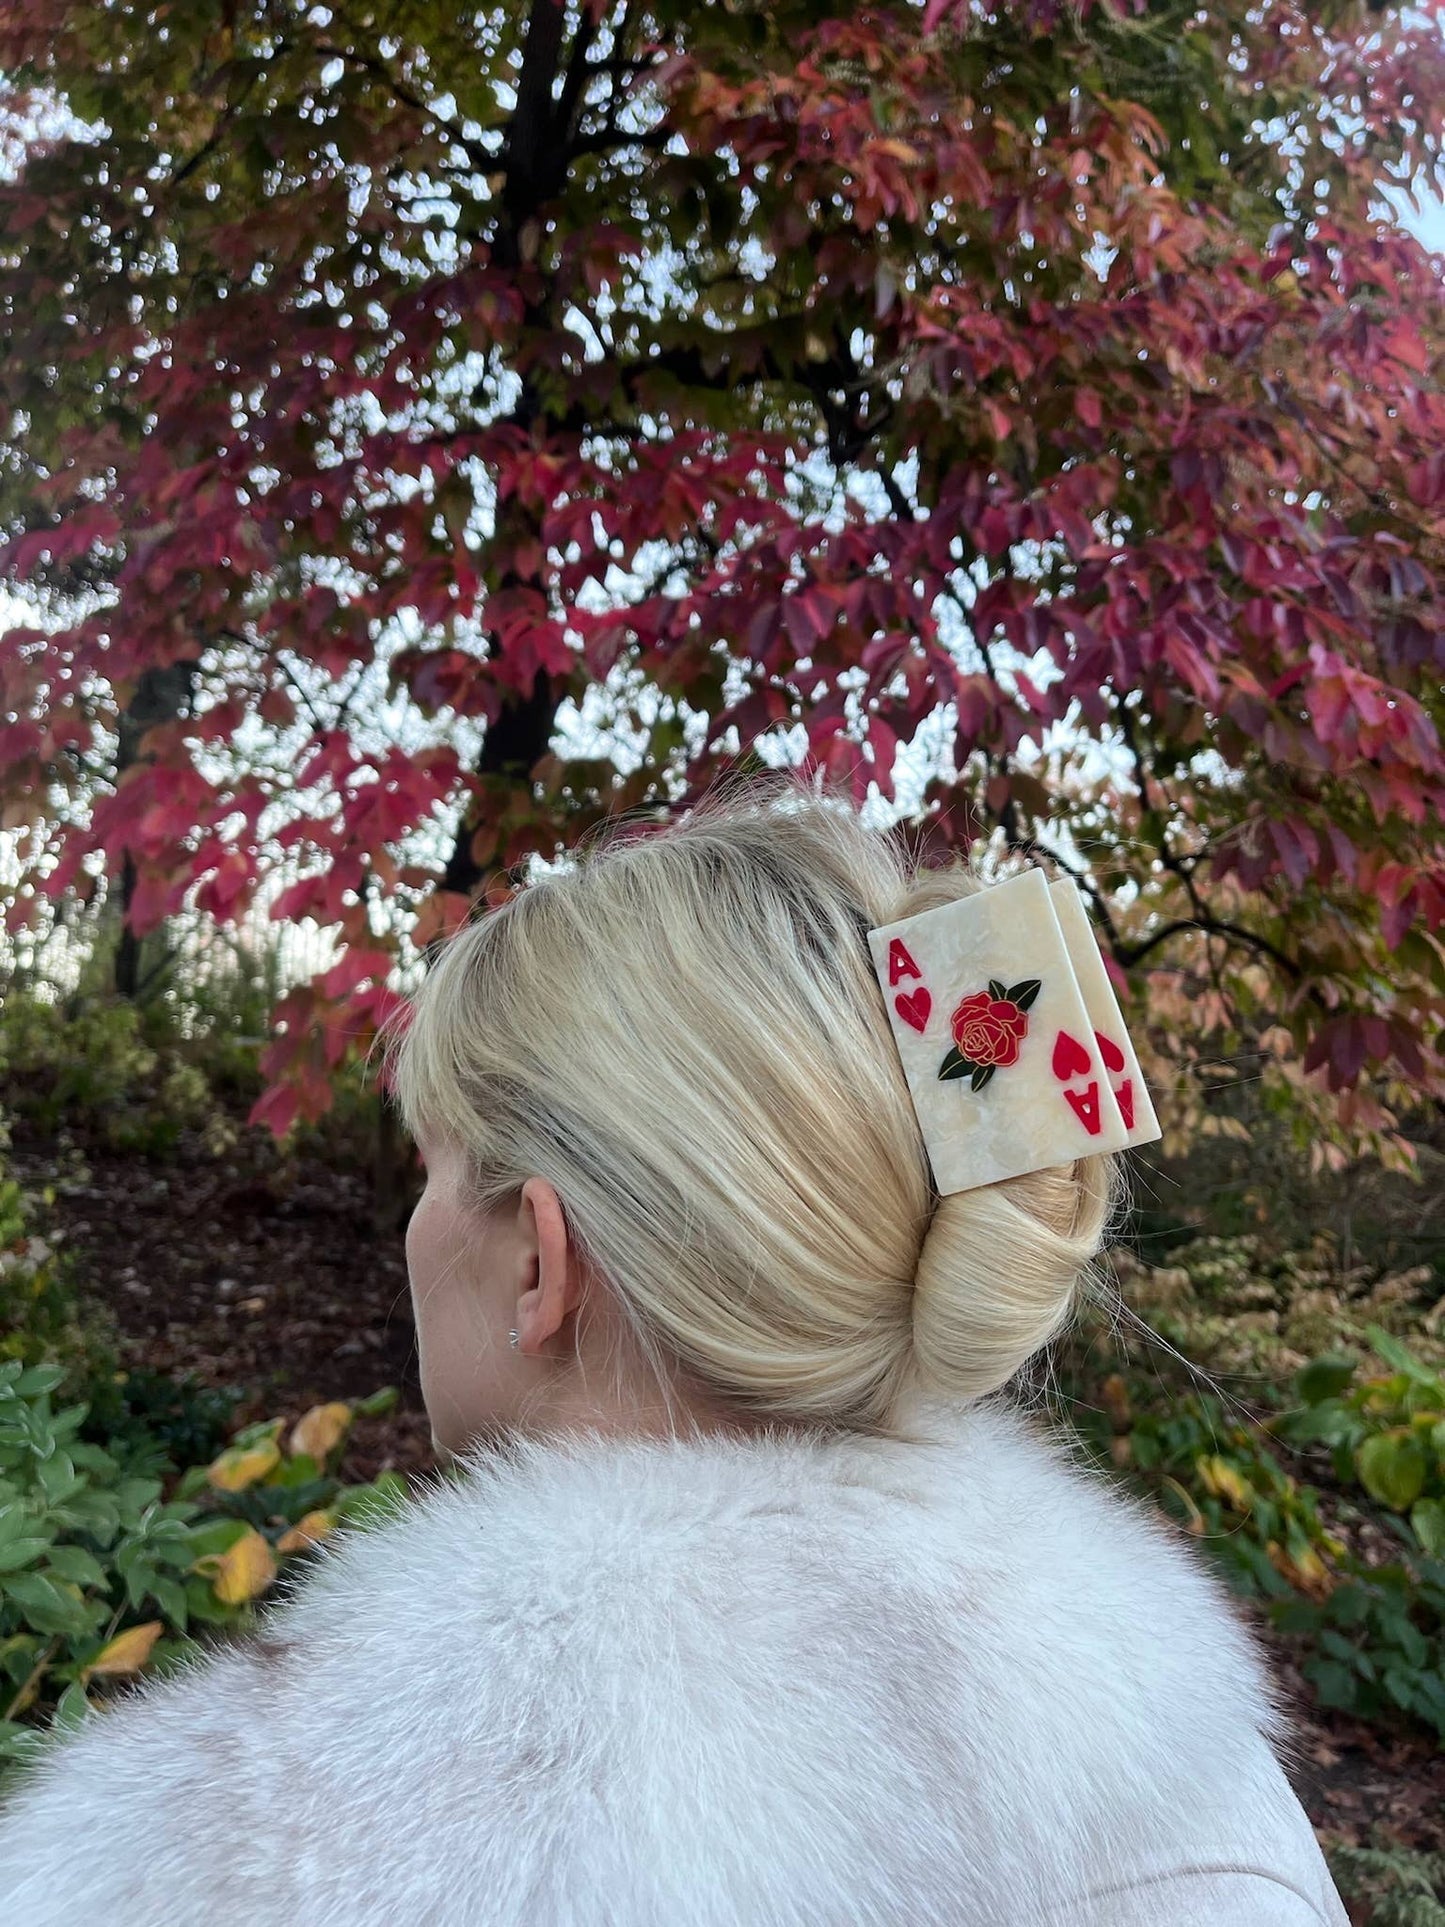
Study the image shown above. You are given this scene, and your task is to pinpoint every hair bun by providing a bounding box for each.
[909,1159,1124,1405]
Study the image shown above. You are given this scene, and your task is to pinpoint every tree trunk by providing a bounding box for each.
[108,659,199,999]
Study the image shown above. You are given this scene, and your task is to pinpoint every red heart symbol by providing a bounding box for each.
[896,988,932,1034]
[1051,1029,1092,1082]
[1095,1030,1125,1074]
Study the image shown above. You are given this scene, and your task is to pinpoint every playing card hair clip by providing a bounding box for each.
[866,869,1161,1196]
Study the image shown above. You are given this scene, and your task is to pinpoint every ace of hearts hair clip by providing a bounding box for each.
[866,868,1162,1197]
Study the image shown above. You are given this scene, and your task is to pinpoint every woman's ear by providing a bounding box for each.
[514,1178,582,1353]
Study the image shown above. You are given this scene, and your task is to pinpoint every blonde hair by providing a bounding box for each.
[382,771,1127,1439]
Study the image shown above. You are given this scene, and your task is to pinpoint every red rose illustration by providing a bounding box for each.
[950,990,1029,1068]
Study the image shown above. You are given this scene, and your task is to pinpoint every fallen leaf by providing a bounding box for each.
[289,1401,353,1463]
[276,1508,337,1554]
[206,1439,283,1491]
[196,1527,277,1603]
[84,1620,165,1678]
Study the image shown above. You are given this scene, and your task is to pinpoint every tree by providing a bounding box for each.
[1,0,1443,1158]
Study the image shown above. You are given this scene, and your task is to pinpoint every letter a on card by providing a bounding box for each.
[888,938,923,985]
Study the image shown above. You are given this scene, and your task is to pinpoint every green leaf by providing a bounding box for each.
[229,1418,287,1452]
[987,977,1007,1000]
[1365,1325,1441,1389]
[1305,1658,1359,1711]
[52,1679,93,1734]
[1410,1670,1445,1737]
[112,1477,163,1516]
[1390,1617,1430,1669]
[1325,1572,1371,1618]
[35,1452,81,1507]
[42,1545,108,1591]
[1296,1355,1357,1406]
[173,1464,213,1503]
[12,1366,64,1400]
[1318,1629,1361,1664]
[970,1062,996,1092]
[0,1721,44,1763]
[3,1572,90,1636]
[262,1454,321,1490]
[181,1574,245,1626]
[938,1046,977,1081]
[333,1473,408,1531]
[185,1516,251,1561]
[1410,1496,1445,1556]
[1276,1401,1355,1448]
[0,1535,50,1574]
[125,1563,160,1612]
[1007,979,1042,1011]
[353,1386,399,1419]
[152,1576,189,1630]
[49,1491,120,1539]
[1357,1430,1429,1512]
[0,1634,40,1686]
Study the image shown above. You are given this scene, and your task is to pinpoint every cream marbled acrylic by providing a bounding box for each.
[867,868,1132,1194]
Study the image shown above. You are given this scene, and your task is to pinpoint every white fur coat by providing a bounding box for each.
[0,1389,1350,1925]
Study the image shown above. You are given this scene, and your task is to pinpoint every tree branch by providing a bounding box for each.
[313,41,484,173]
[501,0,569,226]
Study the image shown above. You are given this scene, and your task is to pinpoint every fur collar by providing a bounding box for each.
[0,1389,1348,1924]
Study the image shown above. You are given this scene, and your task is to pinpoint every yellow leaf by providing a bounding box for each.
[276,1509,337,1555]
[1195,1454,1255,1512]
[206,1438,283,1492]
[85,1620,165,1679]
[1267,1541,1335,1601]
[196,1527,277,1604]
[289,1402,353,1463]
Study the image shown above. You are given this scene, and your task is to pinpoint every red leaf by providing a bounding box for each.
[195,850,256,920]
[867,717,900,797]
[319,947,395,999]
[1381,321,1429,374]
[248,1083,300,1140]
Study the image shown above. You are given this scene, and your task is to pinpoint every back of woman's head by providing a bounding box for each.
[385,771,1126,1438]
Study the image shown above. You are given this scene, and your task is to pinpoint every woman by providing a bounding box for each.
[0,776,1349,1925]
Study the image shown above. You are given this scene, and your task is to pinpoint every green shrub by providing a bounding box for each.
[78,1366,240,1475]
[1067,1381,1347,1605]
[0,1359,409,1788]
[0,992,238,1159]
[1272,1331,1445,1553]
[0,1120,122,1405]
[1323,1834,1445,1925]
[1062,1312,1445,1745]
[1265,1330,1445,1738]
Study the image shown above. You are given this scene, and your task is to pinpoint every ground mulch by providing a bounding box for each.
[5,1113,1440,1875]
[6,1115,438,1485]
